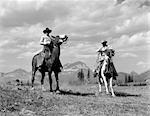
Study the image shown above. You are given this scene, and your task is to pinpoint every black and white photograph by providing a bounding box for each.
[0,0,149,115]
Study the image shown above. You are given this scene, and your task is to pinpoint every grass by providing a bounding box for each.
[0,83,150,116]
[117,81,147,86]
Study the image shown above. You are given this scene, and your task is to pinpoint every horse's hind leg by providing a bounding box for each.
[109,77,115,97]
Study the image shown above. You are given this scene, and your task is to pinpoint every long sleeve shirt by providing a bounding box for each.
[40,35,52,45]
[96,45,112,63]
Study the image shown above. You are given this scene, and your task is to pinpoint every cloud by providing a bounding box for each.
[0,0,72,28]
[17,41,41,50]
[0,23,43,43]
[0,40,10,47]
[0,59,5,63]
[114,31,150,51]
[17,51,34,59]
[139,0,150,8]
[136,61,150,69]
[115,13,148,35]
[0,48,20,55]
[115,0,126,5]
[61,41,98,59]
[0,0,149,73]
[119,52,138,58]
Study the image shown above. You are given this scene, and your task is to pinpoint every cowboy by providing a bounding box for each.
[94,40,111,76]
[40,27,53,55]
[94,40,118,79]
[40,27,63,72]
[95,40,109,69]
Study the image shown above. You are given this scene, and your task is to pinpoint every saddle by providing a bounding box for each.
[43,45,52,59]
[36,45,52,68]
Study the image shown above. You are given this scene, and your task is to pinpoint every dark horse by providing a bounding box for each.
[31,35,68,92]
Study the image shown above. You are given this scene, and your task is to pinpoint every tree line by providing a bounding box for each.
[77,68,91,83]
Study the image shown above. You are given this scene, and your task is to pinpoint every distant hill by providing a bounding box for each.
[130,71,138,77]
[136,70,150,82]
[0,68,31,84]
[0,62,149,85]
[60,61,96,85]
[63,61,89,72]
[116,72,129,84]
[0,72,5,78]
[116,70,150,84]
[0,61,94,85]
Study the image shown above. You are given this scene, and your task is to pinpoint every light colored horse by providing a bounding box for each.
[97,49,116,97]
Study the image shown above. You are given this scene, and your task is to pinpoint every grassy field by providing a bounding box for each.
[0,83,150,116]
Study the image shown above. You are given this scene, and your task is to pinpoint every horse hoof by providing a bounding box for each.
[106,92,110,95]
[31,87,35,90]
[112,94,116,97]
[50,90,53,92]
[56,90,60,94]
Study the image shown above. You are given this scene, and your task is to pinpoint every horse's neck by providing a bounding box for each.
[45,43,53,52]
[103,59,108,66]
[52,44,60,58]
[103,55,109,65]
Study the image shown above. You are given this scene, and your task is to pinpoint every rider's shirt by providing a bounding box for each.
[96,45,112,62]
[40,35,52,45]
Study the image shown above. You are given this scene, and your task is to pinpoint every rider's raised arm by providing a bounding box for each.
[50,35,56,41]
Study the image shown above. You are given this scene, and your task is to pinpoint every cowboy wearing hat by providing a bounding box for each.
[40,27,53,46]
[94,40,118,79]
[94,40,111,76]
[96,40,110,63]
[39,27,63,72]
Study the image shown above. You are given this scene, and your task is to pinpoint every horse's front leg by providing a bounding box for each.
[109,77,115,97]
[98,77,102,93]
[40,71,46,91]
[101,70,109,94]
[54,71,60,93]
[31,67,37,89]
[48,71,53,92]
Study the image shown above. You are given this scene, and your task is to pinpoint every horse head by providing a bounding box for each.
[104,49,115,58]
[53,35,68,45]
[59,35,68,43]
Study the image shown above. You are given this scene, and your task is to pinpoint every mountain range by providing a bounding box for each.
[0,61,149,85]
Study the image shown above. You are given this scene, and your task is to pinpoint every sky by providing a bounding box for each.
[0,0,149,74]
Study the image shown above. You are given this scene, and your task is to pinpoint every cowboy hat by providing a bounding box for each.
[101,40,107,44]
[43,27,52,34]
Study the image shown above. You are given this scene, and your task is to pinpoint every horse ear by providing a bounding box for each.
[65,35,68,38]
